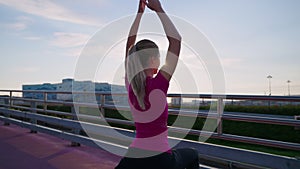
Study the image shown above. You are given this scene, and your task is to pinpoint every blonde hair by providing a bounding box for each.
[126,39,159,110]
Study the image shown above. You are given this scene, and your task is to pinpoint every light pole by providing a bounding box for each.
[267,75,272,96]
[287,80,291,96]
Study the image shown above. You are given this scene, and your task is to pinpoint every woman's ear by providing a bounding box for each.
[149,56,155,65]
[150,56,160,69]
[151,56,155,63]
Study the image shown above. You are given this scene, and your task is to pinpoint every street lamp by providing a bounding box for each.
[287,80,291,96]
[267,75,272,96]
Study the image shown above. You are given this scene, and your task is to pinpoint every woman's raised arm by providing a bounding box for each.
[125,0,147,60]
[147,0,182,81]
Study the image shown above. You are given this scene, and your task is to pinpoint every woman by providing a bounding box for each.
[115,0,199,169]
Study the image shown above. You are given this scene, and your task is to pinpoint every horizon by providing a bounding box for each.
[3,77,298,97]
[1,0,300,96]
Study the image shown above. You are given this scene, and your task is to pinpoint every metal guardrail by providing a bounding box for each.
[0,90,300,169]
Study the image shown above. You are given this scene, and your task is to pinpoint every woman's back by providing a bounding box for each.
[126,71,171,154]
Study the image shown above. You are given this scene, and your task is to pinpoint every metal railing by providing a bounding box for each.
[0,90,300,169]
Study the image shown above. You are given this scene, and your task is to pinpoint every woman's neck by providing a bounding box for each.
[145,69,154,77]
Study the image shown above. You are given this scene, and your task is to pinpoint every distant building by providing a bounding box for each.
[22,79,127,104]
[191,99,210,106]
[171,97,182,106]
[23,83,57,100]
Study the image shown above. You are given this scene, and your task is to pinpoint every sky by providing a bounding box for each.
[0,0,300,96]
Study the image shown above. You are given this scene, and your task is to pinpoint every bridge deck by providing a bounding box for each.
[0,121,121,169]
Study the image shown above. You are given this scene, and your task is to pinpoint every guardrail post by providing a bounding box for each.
[217,97,224,135]
[3,97,10,126]
[4,97,9,107]
[71,105,81,147]
[30,101,37,133]
[4,91,13,126]
[43,92,48,113]
[9,91,12,108]
[100,95,106,118]
[295,116,300,130]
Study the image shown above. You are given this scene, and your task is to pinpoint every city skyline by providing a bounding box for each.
[1,0,300,95]
[19,77,300,96]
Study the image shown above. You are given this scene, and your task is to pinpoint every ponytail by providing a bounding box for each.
[126,40,159,110]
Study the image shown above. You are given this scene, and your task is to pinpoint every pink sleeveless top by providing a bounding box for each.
[125,71,171,153]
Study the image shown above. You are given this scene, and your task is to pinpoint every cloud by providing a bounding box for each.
[23,36,41,41]
[8,22,27,31]
[0,0,102,26]
[50,32,91,57]
[50,32,90,48]
[7,16,33,31]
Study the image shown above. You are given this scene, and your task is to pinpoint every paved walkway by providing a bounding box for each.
[0,121,121,169]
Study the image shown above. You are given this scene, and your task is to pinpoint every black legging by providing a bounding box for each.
[115,148,199,169]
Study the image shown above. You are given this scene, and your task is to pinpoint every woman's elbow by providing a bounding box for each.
[169,36,181,47]
[168,35,182,43]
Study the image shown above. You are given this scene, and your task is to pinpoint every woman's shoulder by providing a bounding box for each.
[155,71,169,84]
[147,71,169,93]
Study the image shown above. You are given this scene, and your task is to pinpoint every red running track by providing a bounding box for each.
[0,121,121,169]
